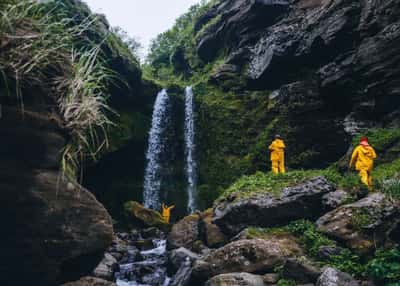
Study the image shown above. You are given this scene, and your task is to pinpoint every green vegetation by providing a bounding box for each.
[366,248,400,285]
[353,128,400,157]
[277,279,296,286]
[327,249,365,277]
[0,0,141,179]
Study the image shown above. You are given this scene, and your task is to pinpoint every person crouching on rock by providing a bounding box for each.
[162,203,174,223]
[349,136,377,189]
[269,134,286,174]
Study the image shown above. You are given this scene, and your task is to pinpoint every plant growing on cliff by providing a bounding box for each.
[366,248,400,285]
[0,1,135,179]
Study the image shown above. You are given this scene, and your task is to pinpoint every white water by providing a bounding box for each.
[184,86,198,213]
[143,89,170,210]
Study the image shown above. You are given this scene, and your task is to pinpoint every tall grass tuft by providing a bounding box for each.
[0,0,120,180]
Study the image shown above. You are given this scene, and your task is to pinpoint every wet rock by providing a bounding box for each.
[134,238,155,251]
[282,258,321,284]
[168,213,201,250]
[169,258,193,286]
[317,193,400,254]
[169,247,200,272]
[141,227,163,239]
[214,177,335,236]
[192,238,302,282]
[322,189,353,210]
[124,201,169,230]
[62,276,116,286]
[92,253,118,281]
[200,209,228,248]
[316,267,360,286]
[205,272,265,286]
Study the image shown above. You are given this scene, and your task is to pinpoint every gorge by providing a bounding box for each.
[1,0,400,285]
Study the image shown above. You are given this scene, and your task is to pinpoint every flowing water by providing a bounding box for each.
[143,89,170,210]
[184,86,198,213]
[115,231,169,286]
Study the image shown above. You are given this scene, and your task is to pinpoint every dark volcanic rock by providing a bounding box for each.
[214,177,335,236]
[62,276,116,286]
[282,258,321,284]
[191,238,302,283]
[1,107,113,285]
[317,193,400,254]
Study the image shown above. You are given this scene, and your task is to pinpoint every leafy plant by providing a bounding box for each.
[277,279,296,286]
[366,248,400,284]
[327,249,366,277]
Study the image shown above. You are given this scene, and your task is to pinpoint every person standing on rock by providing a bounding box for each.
[269,134,286,174]
[161,203,174,223]
[349,137,377,188]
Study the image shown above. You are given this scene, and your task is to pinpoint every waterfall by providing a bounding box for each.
[143,89,170,210]
[184,86,198,213]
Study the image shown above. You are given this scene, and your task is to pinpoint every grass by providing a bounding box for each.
[0,0,137,180]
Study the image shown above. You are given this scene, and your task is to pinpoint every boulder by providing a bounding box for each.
[62,276,116,286]
[316,267,360,286]
[92,253,118,281]
[263,273,280,284]
[205,272,265,286]
[169,247,200,272]
[214,177,335,236]
[192,238,302,282]
[316,193,400,254]
[282,258,321,284]
[169,258,193,286]
[167,213,202,250]
[200,209,228,247]
[322,189,353,210]
[124,201,169,230]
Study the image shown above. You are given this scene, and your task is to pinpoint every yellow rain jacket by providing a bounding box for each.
[162,204,174,223]
[349,145,377,171]
[269,139,286,174]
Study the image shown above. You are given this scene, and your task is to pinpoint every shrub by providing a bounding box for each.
[366,248,400,285]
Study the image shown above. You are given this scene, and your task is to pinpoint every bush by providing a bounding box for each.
[366,248,400,285]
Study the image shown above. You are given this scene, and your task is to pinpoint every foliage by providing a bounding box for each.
[217,170,335,201]
[366,248,400,285]
[0,0,139,179]
[277,279,296,286]
[286,220,335,257]
[327,249,366,277]
[111,27,143,59]
[374,159,400,200]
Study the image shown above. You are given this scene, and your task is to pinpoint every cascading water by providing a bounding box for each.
[184,86,198,213]
[143,89,170,210]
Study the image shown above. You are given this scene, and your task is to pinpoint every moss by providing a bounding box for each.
[351,208,374,231]
[217,170,333,202]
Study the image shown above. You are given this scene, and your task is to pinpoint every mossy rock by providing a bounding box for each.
[124,201,169,231]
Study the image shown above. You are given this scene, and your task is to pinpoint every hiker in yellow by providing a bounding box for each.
[269,134,286,174]
[161,203,174,223]
[349,137,377,188]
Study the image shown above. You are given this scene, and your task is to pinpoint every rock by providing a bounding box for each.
[169,247,200,273]
[316,193,400,254]
[141,227,163,239]
[214,177,335,236]
[322,189,353,210]
[205,272,265,286]
[282,258,321,284]
[192,238,302,282]
[61,276,116,286]
[168,213,201,250]
[1,106,114,285]
[169,258,193,286]
[200,209,228,247]
[124,201,169,230]
[263,273,280,284]
[316,267,360,286]
[92,253,118,281]
[317,245,344,260]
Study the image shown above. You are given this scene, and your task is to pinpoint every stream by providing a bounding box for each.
[113,230,170,286]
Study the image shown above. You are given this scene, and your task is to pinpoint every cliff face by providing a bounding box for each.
[167,0,400,201]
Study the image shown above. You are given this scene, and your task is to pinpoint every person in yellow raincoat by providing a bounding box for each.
[269,134,286,174]
[161,203,174,223]
[349,137,377,188]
